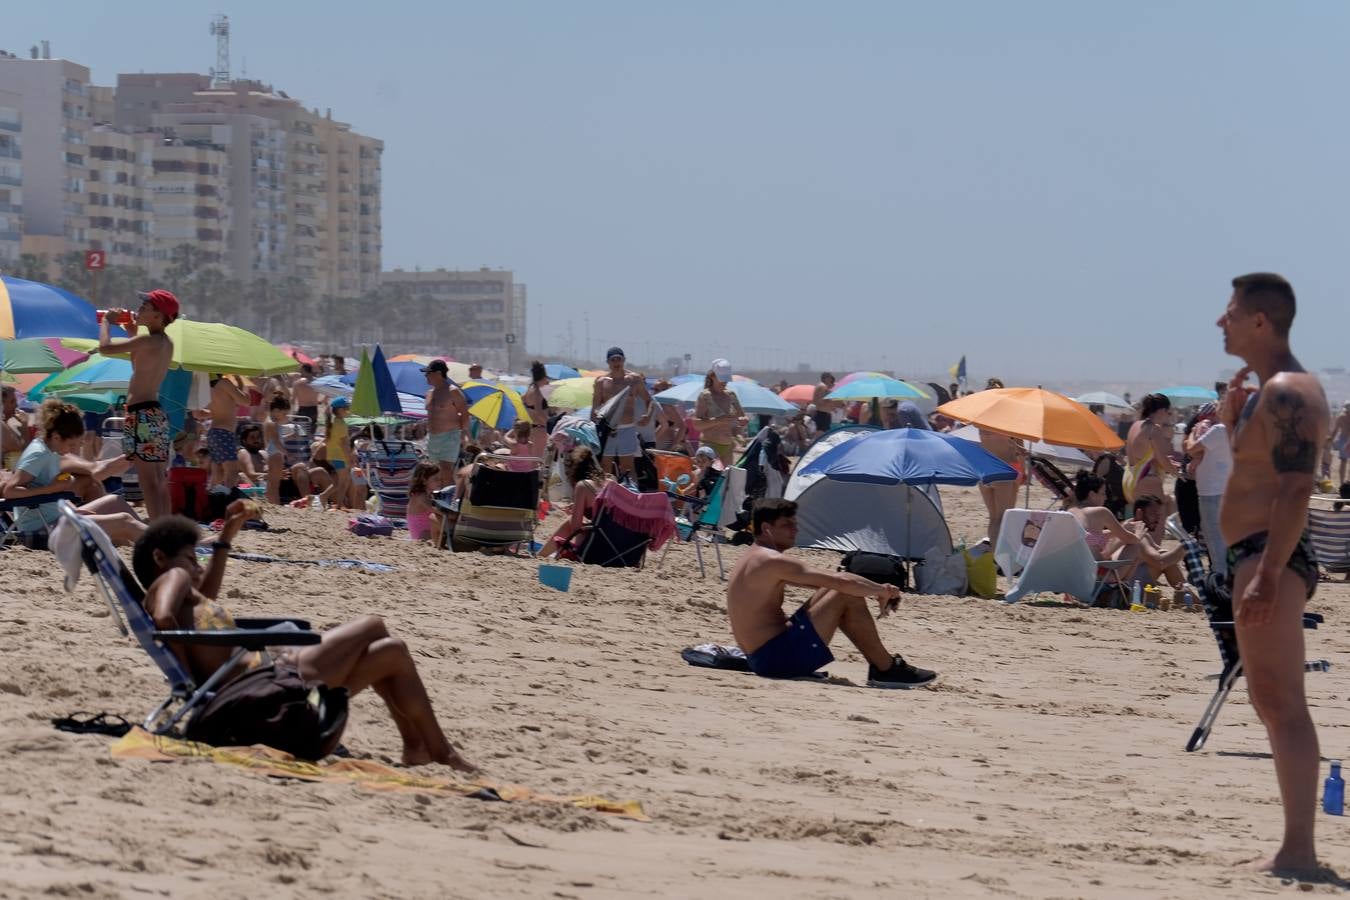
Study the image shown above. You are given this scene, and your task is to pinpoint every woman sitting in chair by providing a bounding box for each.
[1066,471,1193,605]
[540,446,610,557]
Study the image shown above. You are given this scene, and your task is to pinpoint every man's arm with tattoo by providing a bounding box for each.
[1258,382,1321,582]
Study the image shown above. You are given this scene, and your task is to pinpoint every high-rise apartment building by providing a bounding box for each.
[0,86,22,266]
[145,137,231,277]
[121,75,381,300]
[84,124,154,269]
[0,53,91,257]
[379,267,527,371]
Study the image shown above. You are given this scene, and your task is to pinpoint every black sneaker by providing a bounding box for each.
[867,656,937,690]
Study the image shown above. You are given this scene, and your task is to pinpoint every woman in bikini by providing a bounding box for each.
[522,361,551,461]
[1125,392,1179,538]
[691,370,747,466]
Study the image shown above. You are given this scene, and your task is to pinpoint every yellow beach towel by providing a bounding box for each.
[110,727,648,821]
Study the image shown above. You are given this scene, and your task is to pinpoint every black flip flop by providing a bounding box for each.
[52,712,132,737]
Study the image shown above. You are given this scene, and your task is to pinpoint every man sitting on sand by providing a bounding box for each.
[726,498,937,688]
[133,502,476,771]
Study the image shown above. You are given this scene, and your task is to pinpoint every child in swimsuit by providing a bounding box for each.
[405,462,441,543]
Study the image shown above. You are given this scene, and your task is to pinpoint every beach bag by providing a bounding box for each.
[185,663,348,761]
[915,545,968,596]
[348,514,394,537]
[964,548,998,599]
[839,550,908,591]
[206,486,245,523]
[168,467,208,522]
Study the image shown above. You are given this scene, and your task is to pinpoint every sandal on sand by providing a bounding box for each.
[51,712,131,737]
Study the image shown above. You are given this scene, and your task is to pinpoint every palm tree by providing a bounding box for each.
[164,243,204,296]
[12,253,49,282]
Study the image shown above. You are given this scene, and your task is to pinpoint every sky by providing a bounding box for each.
[5,1,1349,383]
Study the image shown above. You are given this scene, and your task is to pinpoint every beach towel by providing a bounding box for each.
[681,643,750,671]
[49,515,120,591]
[593,482,676,550]
[194,548,395,574]
[109,727,648,820]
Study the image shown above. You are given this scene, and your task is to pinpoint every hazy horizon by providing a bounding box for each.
[5,2,1347,382]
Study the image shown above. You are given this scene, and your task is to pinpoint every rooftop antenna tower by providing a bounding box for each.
[209,15,230,86]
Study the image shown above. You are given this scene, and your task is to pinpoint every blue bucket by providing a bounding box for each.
[538,564,573,592]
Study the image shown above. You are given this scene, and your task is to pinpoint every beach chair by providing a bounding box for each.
[51,500,344,740]
[1027,456,1073,509]
[358,439,419,518]
[1186,571,1329,752]
[450,453,541,554]
[1,491,78,549]
[560,482,676,569]
[1308,506,1350,579]
[659,469,729,581]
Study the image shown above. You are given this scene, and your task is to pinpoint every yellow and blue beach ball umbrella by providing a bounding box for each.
[462,379,529,429]
[0,275,127,340]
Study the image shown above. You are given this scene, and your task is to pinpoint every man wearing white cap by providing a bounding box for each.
[691,358,747,465]
[592,346,651,481]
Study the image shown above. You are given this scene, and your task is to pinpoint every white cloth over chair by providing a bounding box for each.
[995,509,1095,604]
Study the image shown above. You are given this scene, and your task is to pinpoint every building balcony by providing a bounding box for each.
[0,230,20,242]
[0,174,21,187]
[0,145,20,160]
[0,121,20,133]
[0,202,19,215]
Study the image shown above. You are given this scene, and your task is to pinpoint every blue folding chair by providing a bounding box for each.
[53,500,338,737]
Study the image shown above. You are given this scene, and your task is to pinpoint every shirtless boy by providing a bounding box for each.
[1217,273,1329,877]
[591,347,651,480]
[726,498,937,688]
[206,374,250,491]
[810,373,841,434]
[423,359,470,484]
[99,290,177,521]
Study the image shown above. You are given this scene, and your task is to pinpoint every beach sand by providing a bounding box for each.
[3,480,1349,898]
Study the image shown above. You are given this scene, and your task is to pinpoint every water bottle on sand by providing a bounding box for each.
[1129,580,1146,612]
[1324,760,1344,815]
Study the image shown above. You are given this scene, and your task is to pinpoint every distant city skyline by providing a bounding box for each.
[3,2,1347,381]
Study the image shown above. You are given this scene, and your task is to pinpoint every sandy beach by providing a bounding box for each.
[2,479,1349,898]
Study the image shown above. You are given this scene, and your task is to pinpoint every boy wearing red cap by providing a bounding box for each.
[98,289,178,521]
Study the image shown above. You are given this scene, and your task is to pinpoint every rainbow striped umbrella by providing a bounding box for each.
[0,275,127,340]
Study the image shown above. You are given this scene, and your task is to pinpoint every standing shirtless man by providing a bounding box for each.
[591,347,651,481]
[291,363,321,434]
[206,374,250,491]
[1329,402,1350,485]
[726,498,937,688]
[99,290,176,521]
[423,359,469,485]
[1218,272,1329,878]
[810,372,841,434]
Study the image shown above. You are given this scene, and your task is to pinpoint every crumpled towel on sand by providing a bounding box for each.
[110,727,648,821]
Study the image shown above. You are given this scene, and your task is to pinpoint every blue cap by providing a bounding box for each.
[329,397,350,410]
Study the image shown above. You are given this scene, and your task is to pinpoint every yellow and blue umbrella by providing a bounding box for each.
[0,275,128,340]
[462,379,529,429]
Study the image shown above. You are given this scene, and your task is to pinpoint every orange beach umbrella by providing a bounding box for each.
[935,387,1123,452]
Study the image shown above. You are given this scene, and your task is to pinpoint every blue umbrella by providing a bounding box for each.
[0,274,127,340]
[544,363,580,380]
[654,380,796,416]
[669,373,701,385]
[825,377,929,401]
[340,360,429,397]
[310,376,428,416]
[799,428,1019,486]
[1156,385,1218,406]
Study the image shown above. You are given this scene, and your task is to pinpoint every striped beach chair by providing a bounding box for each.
[1308,506,1350,579]
[450,453,541,554]
[358,439,419,519]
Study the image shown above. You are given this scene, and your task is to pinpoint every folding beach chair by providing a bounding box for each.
[450,453,542,554]
[358,439,419,518]
[659,469,729,581]
[560,482,676,569]
[52,500,344,740]
[1186,571,1329,752]
[1308,506,1350,580]
[1,491,78,549]
[1027,456,1074,509]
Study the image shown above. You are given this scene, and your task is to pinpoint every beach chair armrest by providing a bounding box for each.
[1,490,78,511]
[232,617,312,631]
[154,628,322,650]
[1210,615,1322,631]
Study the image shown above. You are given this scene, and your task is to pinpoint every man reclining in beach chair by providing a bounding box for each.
[725,498,938,688]
[126,500,476,770]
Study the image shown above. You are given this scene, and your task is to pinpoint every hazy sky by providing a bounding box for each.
[6,2,1348,382]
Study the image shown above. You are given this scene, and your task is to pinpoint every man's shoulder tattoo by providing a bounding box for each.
[1266,386,1316,474]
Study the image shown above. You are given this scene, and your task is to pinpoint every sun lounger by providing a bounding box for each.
[1186,571,1329,752]
[995,509,1096,603]
[450,453,541,554]
[658,469,728,581]
[1,491,78,550]
[51,500,343,740]
[358,439,419,518]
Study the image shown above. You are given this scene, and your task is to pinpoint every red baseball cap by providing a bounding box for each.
[137,289,180,323]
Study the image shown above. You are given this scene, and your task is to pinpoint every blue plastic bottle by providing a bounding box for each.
[1323,760,1344,816]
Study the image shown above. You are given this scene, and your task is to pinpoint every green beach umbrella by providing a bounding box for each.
[101,320,298,376]
[544,376,596,410]
[350,348,380,418]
